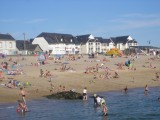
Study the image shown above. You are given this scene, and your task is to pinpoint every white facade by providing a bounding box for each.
[80,44,87,54]
[87,41,101,54]
[0,40,16,55]
[116,43,125,50]
[127,42,138,47]
[49,44,65,54]
[32,37,80,55]
[115,36,138,50]
[65,44,77,54]
[80,34,102,54]
[32,34,138,55]
[101,42,115,52]
[32,37,49,52]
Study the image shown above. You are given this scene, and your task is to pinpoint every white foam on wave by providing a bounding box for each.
[6,106,15,109]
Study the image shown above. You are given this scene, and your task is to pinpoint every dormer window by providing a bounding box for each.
[61,38,63,42]
[71,39,72,42]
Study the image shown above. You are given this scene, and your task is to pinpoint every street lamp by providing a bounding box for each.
[23,33,26,50]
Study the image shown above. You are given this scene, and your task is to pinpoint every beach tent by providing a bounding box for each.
[38,53,46,65]
[106,48,123,56]
[38,53,45,61]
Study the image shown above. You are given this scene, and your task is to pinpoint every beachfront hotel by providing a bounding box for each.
[0,32,139,55]
[32,32,139,55]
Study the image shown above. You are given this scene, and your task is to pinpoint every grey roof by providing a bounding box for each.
[111,36,130,44]
[76,34,99,44]
[27,44,41,51]
[99,38,113,44]
[95,37,103,42]
[76,34,91,44]
[128,40,137,43]
[37,32,79,44]
[16,40,41,51]
[0,33,15,41]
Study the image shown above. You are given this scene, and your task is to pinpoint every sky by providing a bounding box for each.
[0,0,160,47]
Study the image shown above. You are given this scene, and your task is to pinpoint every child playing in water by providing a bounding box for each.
[101,103,108,116]
[17,100,28,112]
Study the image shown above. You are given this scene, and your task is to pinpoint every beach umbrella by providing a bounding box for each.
[38,54,45,61]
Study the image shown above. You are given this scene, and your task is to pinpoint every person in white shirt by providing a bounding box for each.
[83,87,87,100]
[96,96,102,105]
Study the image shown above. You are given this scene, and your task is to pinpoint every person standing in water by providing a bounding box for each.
[17,100,28,112]
[19,87,28,111]
[19,87,27,104]
[123,86,128,93]
[83,87,87,100]
[93,94,97,105]
[144,85,149,95]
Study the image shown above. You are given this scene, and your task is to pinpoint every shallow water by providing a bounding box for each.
[0,87,160,120]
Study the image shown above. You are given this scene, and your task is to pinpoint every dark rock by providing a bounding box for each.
[46,91,83,100]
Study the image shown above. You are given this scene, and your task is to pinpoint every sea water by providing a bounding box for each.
[0,87,160,120]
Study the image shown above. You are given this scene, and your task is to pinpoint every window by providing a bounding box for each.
[9,42,12,48]
[89,42,93,46]
[71,39,72,42]
[128,43,131,46]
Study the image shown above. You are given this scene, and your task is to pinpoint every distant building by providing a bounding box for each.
[76,34,101,54]
[97,37,115,53]
[0,33,17,55]
[129,46,160,54]
[110,35,138,50]
[16,40,42,55]
[32,32,80,55]
[32,33,139,54]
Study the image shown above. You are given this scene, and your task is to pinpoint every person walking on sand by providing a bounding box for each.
[83,87,87,100]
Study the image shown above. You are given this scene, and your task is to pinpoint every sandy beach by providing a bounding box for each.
[0,54,160,103]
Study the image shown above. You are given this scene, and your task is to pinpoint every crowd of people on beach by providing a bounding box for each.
[0,51,159,116]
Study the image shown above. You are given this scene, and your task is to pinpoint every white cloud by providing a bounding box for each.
[121,13,160,19]
[102,13,160,31]
[84,13,160,37]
